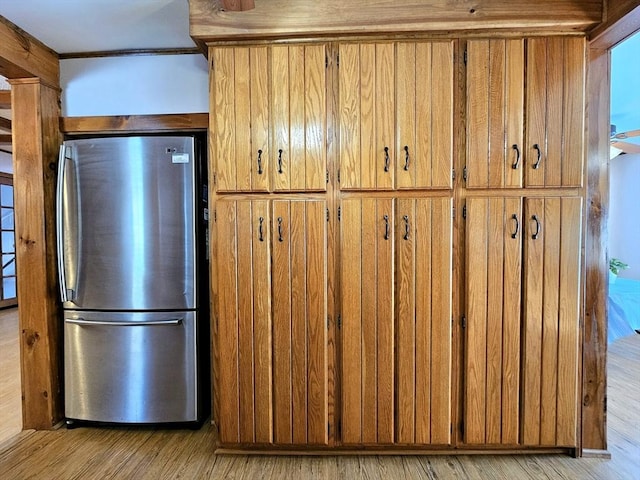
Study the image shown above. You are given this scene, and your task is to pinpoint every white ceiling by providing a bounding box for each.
[0,0,195,54]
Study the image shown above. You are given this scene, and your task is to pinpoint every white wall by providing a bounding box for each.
[60,54,209,116]
[0,151,12,174]
[609,153,640,280]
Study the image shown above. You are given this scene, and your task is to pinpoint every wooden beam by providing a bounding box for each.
[0,90,10,109]
[0,134,11,144]
[189,0,603,41]
[60,113,209,134]
[220,0,255,12]
[10,78,63,429]
[0,116,12,132]
[590,2,640,48]
[0,16,59,88]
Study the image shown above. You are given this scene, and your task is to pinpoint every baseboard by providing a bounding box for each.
[581,448,612,459]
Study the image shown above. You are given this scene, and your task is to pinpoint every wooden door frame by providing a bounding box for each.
[582,2,640,456]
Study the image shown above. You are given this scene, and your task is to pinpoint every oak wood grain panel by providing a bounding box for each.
[376,199,395,444]
[545,39,564,188]
[505,40,524,188]
[272,46,290,192]
[501,198,522,445]
[360,45,376,191]
[340,198,363,444]
[289,46,306,192]
[250,47,270,191]
[303,45,327,191]
[396,44,416,190]
[430,42,454,189]
[487,41,506,189]
[189,0,602,41]
[212,48,237,192]
[236,201,256,443]
[376,44,395,191]
[522,197,545,445]
[60,113,209,134]
[252,201,273,443]
[415,43,433,189]
[525,39,547,188]
[556,198,582,446]
[466,40,490,188]
[0,16,59,87]
[338,44,361,190]
[272,201,293,444]
[303,200,328,445]
[12,80,63,429]
[395,198,416,443]
[234,48,252,192]
[216,200,240,443]
[464,198,489,444]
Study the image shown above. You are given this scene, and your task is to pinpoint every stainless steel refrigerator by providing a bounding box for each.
[57,135,208,426]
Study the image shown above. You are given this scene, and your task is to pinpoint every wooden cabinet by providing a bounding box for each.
[465,37,585,188]
[339,41,453,190]
[464,196,582,447]
[340,197,452,445]
[215,199,328,445]
[211,45,327,193]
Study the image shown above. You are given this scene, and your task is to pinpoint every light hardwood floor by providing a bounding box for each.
[0,315,638,479]
[0,308,21,445]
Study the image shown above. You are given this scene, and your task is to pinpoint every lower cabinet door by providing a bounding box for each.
[216,199,328,445]
[340,197,453,445]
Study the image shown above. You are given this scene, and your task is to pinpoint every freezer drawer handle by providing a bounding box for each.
[67,318,183,327]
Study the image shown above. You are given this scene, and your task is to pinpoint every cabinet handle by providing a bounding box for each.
[403,145,410,171]
[532,144,542,170]
[510,214,519,239]
[403,215,410,240]
[277,216,284,242]
[512,144,520,170]
[531,215,541,240]
[384,146,390,172]
[258,216,264,242]
[383,214,390,240]
[257,149,263,175]
[277,149,284,174]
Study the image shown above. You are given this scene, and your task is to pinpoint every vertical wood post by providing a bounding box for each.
[10,78,63,429]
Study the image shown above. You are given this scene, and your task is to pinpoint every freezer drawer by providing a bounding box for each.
[64,310,200,423]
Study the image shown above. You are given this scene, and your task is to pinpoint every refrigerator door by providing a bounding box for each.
[64,310,199,423]
[58,136,197,311]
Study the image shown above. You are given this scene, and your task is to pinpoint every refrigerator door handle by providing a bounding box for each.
[56,145,69,303]
[66,318,184,327]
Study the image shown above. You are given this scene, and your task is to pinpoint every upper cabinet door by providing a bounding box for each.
[211,45,327,193]
[466,39,524,189]
[272,45,327,192]
[339,41,453,191]
[212,47,270,192]
[525,37,585,188]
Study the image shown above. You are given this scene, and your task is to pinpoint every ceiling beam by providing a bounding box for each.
[190,0,603,42]
[0,90,10,109]
[0,116,11,132]
[590,1,640,48]
[0,15,59,87]
[0,134,11,144]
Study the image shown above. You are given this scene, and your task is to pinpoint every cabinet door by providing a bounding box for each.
[272,199,329,445]
[466,39,524,189]
[522,197,582,447]
[464,197,523,445]
[525,37,585,187]
[216,199,272,444]
[340,197,452,445]
[339,43,395,190]
[211,47,270,192]
[396,42,454,190]
[272,45,327,192]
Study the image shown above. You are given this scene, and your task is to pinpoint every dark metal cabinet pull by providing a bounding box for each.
[531,215,541,240]
[257,149,263,175]
[277,216,284,242]
[384,147,390,172]
[512,144,520,170]
[532,144,542,170]
[403,215,410,240]
[258,216,264,242]
[403,145,410,171]
[383,214,390,240]
[277,149,284,174]
[510,214,519,239]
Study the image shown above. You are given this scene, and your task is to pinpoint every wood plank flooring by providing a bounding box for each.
[0,308,21,445]
[0,316,638,478]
